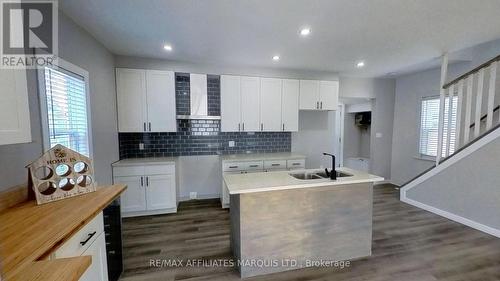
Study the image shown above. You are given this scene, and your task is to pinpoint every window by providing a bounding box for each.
[419,95,458,158]
[39,61,92,157]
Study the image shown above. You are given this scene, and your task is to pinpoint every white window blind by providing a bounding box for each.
[419,96,458,157]
[44,67,90,156]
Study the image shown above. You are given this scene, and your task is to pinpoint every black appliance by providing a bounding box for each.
[103,199,123,281]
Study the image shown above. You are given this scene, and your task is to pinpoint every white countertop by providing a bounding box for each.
[223,167,384,194]
[112,157,177,166]
[221,152,306,162]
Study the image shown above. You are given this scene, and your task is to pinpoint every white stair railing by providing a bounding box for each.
[437,54,500,166]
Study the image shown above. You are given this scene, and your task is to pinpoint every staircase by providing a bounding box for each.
[400,54,500,238]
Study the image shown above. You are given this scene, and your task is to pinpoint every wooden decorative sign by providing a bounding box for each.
[26,144,96,205]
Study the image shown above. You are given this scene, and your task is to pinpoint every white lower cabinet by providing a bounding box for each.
[53,213,108,281]
[146,174,176,210]
[113,163,177,217]
[79,233,109,281]
[115,176,146,213]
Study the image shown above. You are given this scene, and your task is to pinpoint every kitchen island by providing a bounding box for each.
[223,167,383,278]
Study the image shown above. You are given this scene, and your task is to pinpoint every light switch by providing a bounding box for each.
[228,141,235,147]
[376,133,383,138]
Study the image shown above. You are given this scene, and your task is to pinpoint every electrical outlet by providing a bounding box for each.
[228,141,235,147]
[139,143,145,150]
[189,192,197,200]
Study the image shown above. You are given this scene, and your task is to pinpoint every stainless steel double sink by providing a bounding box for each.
[289,170,353,180]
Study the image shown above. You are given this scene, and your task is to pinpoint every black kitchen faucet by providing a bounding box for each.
[323,153,337,180]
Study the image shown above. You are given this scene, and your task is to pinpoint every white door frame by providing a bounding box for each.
[334,103,345,167]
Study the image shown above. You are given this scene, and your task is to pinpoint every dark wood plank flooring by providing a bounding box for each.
[120,184,500,281]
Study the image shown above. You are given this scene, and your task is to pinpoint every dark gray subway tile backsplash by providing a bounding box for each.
[119,120,291,158]
[118,74,291,159]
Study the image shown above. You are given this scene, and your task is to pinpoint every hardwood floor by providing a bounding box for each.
[120,184,500,281]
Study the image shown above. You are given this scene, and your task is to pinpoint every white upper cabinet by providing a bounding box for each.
[282,79,299,131]
[116,68,147,132]
[240,76,261,132]
[146,70,176,132]
[116,68,176,132]
[299,79,339,111]
[319,80,339,110]
[0,69,31,145]
[299,80,320,110]
[221,75,241,132]
[260,78,282,131]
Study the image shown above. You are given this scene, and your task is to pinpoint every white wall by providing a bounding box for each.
[291,111,337,168]
[369,79,396,181]
[0,12,118,191]
[390,38,500,186]
[58,12,118,186]
[338,77,396,181]
[343,113,371,159]
[406,131,500,230]
[177,156,222,200]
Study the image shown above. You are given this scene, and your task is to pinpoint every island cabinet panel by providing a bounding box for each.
[230,183,373,278]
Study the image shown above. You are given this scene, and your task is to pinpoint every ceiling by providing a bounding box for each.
[60,0,500,77]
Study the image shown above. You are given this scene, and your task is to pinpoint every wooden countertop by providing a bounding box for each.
[0,184,126,280]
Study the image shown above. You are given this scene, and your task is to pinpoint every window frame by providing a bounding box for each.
[418,94,457,159]
[37,58,93,159]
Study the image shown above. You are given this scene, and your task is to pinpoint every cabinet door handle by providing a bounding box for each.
[80,231,97,246]
[320,101,323,109]
[316,101,319,109]
[271,163,280,166]
[149,122,151,131]
[229,166,238,169]
[282,124,285,131]
[143,122,146,132]
[249,165,259,168]
[146,176,149,186]
[140,176,143,186]
[242,123,245,131]
[261,123,263,131]
[238,123,241,131]
[292,163,302,166]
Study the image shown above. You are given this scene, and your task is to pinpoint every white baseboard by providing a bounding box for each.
[178,193,220,202]
[401,196,500,238]
[122,207,177,218]
[374,180,394,186]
